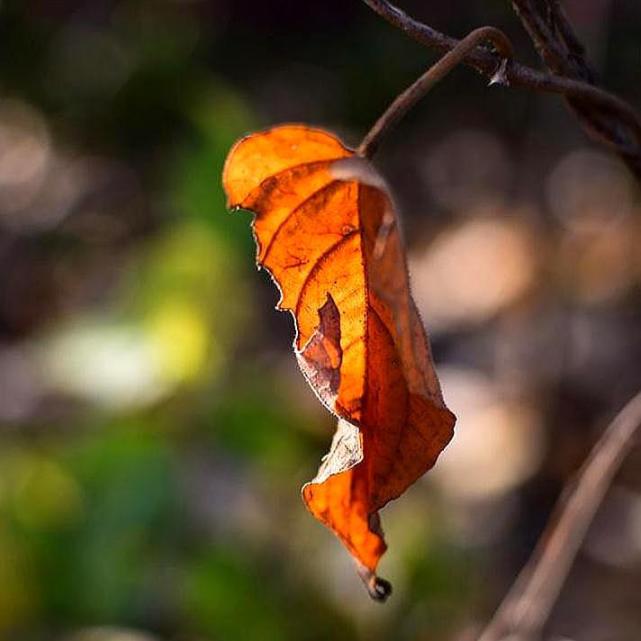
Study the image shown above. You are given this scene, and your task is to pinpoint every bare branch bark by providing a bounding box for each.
[511,0,593,78]
[360,0,641,180]
[477,390,641,641]
[508,0,641,178]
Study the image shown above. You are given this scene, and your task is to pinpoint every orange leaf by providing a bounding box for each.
[223,125,455,599]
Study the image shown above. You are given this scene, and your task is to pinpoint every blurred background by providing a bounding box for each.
[1,1,641,640]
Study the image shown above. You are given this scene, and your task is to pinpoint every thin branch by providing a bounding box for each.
[477,390,641,641]
[357,27,513,158]
[511,0,593,79]
[507,0,641,177]
[359,0,625,108]
[511,0,568,70]
[360,0,641,179]
[547,0,589,65]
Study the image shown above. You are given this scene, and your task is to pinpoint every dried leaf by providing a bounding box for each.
[223,125,455,599]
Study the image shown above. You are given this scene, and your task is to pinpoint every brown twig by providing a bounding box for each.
[477,390,641,641]
[511,0,592,79]
[357,27,513,158]
[360,0,641,180]
[547,0,589,66]
[508,0,641,178]
[511,0,568,70]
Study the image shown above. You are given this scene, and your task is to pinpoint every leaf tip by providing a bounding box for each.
[367,575,393,602]
[358,565,392,602]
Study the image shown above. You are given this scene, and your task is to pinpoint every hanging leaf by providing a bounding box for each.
[223,125,455,600]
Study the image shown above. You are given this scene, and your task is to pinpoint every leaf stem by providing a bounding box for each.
[357,27,513,158]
